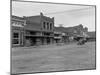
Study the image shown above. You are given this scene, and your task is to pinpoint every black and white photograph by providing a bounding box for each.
[11,0,96,74]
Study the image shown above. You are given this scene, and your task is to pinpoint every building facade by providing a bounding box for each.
[11,14,89,47]
[54,30,68,43]
[11,16,26,47]
[54,31,62,43]
[23,13,54,46]
[55,24,89,42]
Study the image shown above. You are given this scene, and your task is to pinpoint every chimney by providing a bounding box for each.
[40,12,43,16]
[52,17,54,20]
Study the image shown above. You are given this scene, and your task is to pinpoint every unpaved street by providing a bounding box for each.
[11,42,96,74]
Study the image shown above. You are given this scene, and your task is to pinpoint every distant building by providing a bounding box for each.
[55,24,89,42]
[54,27,69,43]
[54,31,62,43]
[87,31,96,41]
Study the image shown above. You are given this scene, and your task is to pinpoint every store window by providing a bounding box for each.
[12,32,20,45]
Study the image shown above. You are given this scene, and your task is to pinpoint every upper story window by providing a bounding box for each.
[43,21,53,30]
[43,22,46,29]
[47,22,49,30]
[50,23,53,30]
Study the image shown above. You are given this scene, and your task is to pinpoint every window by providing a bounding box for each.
[12,32,20,45]
[12,20,24,27]
[43,22,46,29]
[47,22,49,30]
[50,23,52,30]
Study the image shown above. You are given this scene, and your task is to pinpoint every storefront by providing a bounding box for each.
[11,16,26,47]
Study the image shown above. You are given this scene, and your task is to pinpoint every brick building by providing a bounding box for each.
[23,13,54,46]
[12,13,54,47]
[11,15,26,47]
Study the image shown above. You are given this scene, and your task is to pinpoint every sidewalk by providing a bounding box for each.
[12,42,77,50]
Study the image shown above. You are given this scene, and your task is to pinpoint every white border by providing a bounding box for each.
[0,0,99,75]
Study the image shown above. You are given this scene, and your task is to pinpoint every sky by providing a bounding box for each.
[12,1,95,31]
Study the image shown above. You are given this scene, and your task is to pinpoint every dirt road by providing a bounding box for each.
[11,42,96,74]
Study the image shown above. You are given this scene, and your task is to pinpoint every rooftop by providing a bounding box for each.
[12,15,25,20]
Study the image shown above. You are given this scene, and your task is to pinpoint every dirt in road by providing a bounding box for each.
[11,42,96,74]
